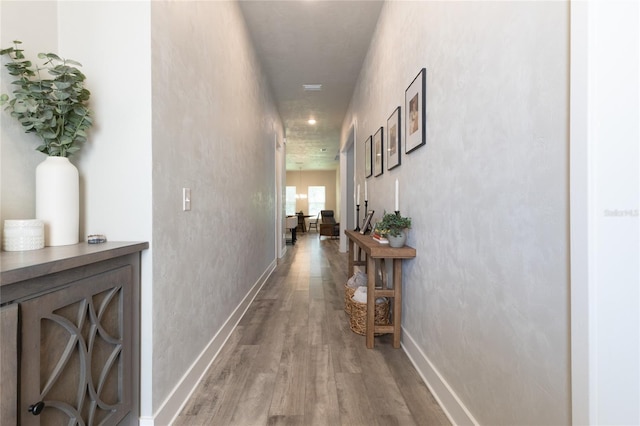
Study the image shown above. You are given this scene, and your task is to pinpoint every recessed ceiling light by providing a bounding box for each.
[308,119,316,125]
[303,84,323,91]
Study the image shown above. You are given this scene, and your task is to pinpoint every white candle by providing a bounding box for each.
[395,179,399,211]
[357,184,360,205]
[364,181,368,201]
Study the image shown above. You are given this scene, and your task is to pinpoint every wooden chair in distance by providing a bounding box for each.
[307,212,320,232]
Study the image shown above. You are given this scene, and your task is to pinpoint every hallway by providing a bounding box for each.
[174,233,450,425]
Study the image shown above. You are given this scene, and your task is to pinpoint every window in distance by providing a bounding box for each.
[308,186,325,217]
[285,186,297,216]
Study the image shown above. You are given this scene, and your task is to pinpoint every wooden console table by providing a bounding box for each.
[345,230,416,349]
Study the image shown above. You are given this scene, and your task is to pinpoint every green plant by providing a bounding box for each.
[376,212,412,237]
[0,40,92,157]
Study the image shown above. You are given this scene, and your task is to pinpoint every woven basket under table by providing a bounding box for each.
[349,297,390,336]
[344,284,356,314]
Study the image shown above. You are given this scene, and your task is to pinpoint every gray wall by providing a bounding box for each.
[150,0,283,411]
[1,0,283,419]
[342,2,570,424]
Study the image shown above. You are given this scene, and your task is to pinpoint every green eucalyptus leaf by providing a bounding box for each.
[13,103,28,113]
[1,41,93,156]
[53,81,71,90]
[53,91,70,101]
[41,53,62,61]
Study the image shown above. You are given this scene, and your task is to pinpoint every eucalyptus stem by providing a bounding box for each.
[0,41,93,157]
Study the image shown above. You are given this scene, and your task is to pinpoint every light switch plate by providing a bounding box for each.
[183,188,191,211]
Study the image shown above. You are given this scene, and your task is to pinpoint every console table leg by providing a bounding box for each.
[393,259,403,348]
[348,239,355,277]
[366,255,376,349]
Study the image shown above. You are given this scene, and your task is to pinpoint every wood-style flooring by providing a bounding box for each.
[173,232,450,426]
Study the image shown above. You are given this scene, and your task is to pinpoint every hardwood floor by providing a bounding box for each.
[174,233,450,426]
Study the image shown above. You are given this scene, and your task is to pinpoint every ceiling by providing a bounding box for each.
[238,0,384,171]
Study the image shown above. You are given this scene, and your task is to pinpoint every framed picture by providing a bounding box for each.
[374,127,383,177]
[360,210,375,234]
[405,68,426,153]
[365,135,372,178]
[387,106,401,170]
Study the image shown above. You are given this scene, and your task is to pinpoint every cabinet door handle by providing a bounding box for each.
[28,401,45,415]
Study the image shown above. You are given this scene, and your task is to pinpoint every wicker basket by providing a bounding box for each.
[344,284,356,314]
[349,297,390,336]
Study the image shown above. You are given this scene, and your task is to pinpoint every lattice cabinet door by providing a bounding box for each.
[20,265,133,425]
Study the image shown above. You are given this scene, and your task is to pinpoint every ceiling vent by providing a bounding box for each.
[303,84,323,91]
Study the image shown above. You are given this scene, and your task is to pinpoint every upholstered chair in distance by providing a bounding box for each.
[319,210,339,238]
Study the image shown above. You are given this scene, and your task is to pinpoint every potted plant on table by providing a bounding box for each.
[1,40,93,246]
[376,212,412,248]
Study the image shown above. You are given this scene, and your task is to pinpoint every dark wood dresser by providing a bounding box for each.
[1,241,148,425]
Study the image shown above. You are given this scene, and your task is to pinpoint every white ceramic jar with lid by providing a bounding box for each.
[2,219,45,251]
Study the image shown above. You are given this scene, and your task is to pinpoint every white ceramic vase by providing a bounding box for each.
[36,156,79,246]
[387,229,407,248]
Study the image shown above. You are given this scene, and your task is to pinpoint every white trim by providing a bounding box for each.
[402,329,479,426]
[569,1,594,424]
[570,1,640,424]
[146,260,277,426]
[339,122,356,253]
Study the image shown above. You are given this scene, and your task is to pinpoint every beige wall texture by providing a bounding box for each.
[342,2,570,424]
[286,170,338,218]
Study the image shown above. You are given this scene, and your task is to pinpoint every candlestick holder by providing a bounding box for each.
[355,204,361,231]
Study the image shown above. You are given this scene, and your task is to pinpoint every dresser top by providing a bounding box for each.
[1,241,148,286]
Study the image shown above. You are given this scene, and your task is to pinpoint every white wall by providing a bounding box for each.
[571,1,640,424]
[1,0,155,418]
[342,2,570,424]
[1,1,59,225]
[150,0,283,419]
[57,0,154,417]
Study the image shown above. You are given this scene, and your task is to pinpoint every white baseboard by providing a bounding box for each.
[147,259,277,426]
[402,329,479,426]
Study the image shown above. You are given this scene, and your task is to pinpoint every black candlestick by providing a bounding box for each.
[355,204,361,231]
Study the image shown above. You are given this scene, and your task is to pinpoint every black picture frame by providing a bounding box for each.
[360,210,375,234]
[374,127,383,177]
[387,106,401,170]
[365,135,373,178]
[405,68,426,154]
